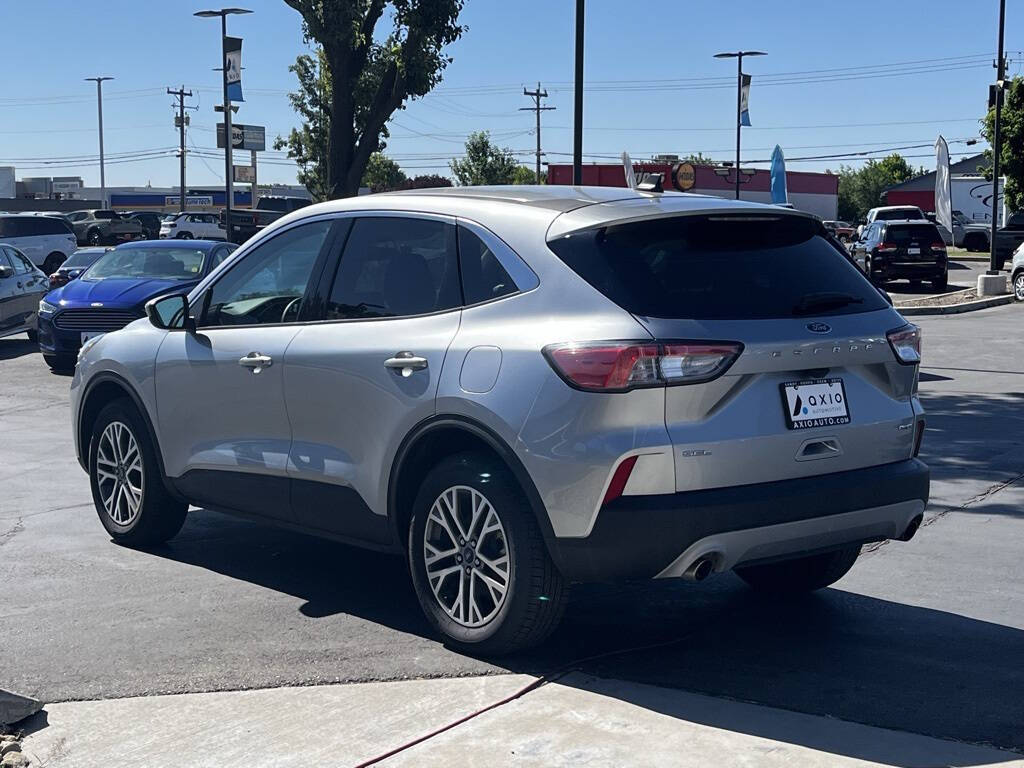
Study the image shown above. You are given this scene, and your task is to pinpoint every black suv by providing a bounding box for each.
[850,220,948,290]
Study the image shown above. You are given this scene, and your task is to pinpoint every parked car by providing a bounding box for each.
[857,206,926,238]
[222,195,311,243]
[1011,241,1024,301]
[67,210,144,247]
[159,211,226,240]
[823,220,856,242]
[926,210,991,251]
[123,211,163,240]
[994,211,1024,270]
[70,186,929,654]
[0,244,49,341]
[48,247,111,289]
[849,220,948,290]
[0,213,78,274]
[37,239,237,370]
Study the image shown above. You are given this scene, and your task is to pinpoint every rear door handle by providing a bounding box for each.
[384,351,428,377]
[238,352,273,374]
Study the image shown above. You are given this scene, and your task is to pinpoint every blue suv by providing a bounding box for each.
[38,239,236,369]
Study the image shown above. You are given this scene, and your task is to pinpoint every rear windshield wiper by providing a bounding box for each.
[792,292,864,316]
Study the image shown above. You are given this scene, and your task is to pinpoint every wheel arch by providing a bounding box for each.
[387,415,558,558]
[77,372,180,499]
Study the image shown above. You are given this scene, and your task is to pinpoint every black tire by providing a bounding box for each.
[864,256,878,283]
[736,545,861,594]
[931,272,948,291]
[176,232,193,240]
[1013,271,1024,302]
[26,329,38,343]
[87,228,103,246]
[408,451,566,655]
[964,233,987,252]
[43,252,66,275]
[42,353,75,371]
[88,399,187,547]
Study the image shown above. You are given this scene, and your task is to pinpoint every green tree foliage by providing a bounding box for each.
[282,0,465,198]
[273,50,331,200]
[361,152,406,191]
[981,77,1024,212]
[394,174,453,190]
[449,131,520,186]
[832,154,921,222]
[511,165,546,185]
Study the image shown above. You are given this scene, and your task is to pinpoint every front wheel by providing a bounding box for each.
[43,252,66,275]
[87,228,103,246]
[176,232,193,240]
[89,400,187,546]
[408,452,566,655]
[1013,271,1024,302]
[735,545,861,594]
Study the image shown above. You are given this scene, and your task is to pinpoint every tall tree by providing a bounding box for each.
[362,152,406,191]
[273,50,331,200]
[511,165,545,185]
[450,131,520,186]
[981,76,1024,212]
[282,0,465,198]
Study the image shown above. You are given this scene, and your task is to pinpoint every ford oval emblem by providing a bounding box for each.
[806,322,831,334]
[90,302,104,307]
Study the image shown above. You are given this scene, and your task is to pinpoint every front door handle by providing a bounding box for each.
[238,352,273,374]
[384,351,428,377]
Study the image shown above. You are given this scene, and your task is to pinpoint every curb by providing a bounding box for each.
[896,293,1015,316]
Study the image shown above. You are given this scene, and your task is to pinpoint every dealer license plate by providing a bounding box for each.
[781,378,850,430]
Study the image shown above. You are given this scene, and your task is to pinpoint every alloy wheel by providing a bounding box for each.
[1015,273,1024,301]
[95,421,144,526]
[423,485,510,628]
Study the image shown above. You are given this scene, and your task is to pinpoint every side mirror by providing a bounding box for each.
[0,265,12,279]
[146,293,195,332]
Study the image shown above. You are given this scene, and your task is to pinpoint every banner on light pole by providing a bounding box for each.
[622,151,637,189]
[934,135,952,236]
[770,145,788,205]
[225,36,243,102]
[740,74,752,126]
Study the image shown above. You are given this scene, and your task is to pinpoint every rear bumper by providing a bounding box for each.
[548,458,929,582]
[875,261,946,280]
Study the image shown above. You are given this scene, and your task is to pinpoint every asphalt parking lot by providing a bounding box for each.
[884,256,997,303]
[2,303,1023,755]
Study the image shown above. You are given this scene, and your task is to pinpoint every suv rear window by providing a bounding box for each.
[884,223,941,244]
[547,214,888,320]
[875,208,924,221]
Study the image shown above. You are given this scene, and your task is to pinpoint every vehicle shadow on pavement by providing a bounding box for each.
[0,337,39,361]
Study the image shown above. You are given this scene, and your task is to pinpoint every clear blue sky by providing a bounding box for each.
[1,0,1018,188]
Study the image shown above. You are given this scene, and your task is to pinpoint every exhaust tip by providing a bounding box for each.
[898,514,923,542]
[684,555,715,582]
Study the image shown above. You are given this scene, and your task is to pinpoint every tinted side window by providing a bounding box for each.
[458,226,517,304]
[548,214,888,320]
[326,217,459,320]
[1007,213,1024,228]
[10,249,33,274]
[202,220,333,327]
[4,218,31,237]
[0,249,12,271]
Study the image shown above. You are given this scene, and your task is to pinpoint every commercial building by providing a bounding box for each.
[547,162,839,220]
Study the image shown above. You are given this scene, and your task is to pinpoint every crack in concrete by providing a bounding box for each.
[863,469,1024,554]
[0,517,25,547]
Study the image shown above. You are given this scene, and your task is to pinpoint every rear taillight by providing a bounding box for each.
[887,324,921,365]
[930,241,946,253]
[877,243,898,253]
[544,341,743,392]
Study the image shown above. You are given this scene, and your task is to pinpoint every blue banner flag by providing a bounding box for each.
[225,36,243,102]
[770,144,788,204]
[740,74,752,127]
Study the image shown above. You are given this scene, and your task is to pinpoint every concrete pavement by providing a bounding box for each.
[20,673,1024,767]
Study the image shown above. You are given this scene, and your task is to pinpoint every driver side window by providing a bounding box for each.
[201,220,332,327]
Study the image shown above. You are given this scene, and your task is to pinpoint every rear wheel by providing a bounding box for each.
[932,272,948,291]
[408,452,566,655]
[176,231,193,240]
[964,233,987,252]
[88,400,187,546]
[1013,271,1024,302]
[87,228,103,246]
[735,545,861,594]
[43,252,66,275]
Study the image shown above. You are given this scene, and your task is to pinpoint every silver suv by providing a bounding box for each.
[70,186,929,653]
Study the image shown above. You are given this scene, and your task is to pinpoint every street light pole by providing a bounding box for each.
[85,76,113,207]
[195,7,251,242]
[714,50,765,200]
[988,0,1006,276]
[573,0,584,185]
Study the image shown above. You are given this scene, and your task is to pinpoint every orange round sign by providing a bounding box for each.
[672,161,696,191]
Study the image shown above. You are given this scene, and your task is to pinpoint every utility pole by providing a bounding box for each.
[573,0,584,185]
[713,50,766,199]
[85,76,113,207]
[520,83,555,184]
[988,0,1007,276]
[167,86,194,213]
